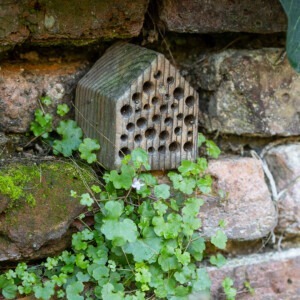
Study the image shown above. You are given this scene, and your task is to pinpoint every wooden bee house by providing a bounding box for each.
[75,43,198,170]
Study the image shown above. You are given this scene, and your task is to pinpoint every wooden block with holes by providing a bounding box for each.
[75,43,198,170]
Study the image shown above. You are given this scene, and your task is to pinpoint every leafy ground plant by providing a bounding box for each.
[0,143,231,299]
[29,99,100,163]
[0,99,239,299]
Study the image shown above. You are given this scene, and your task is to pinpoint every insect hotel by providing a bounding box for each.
[75,43,198,170]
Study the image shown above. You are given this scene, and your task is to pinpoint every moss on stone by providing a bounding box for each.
[2,159,96,231]
[0,164,40,207]
[0,160,96,213]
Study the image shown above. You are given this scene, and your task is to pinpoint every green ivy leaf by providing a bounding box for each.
[158,253,180,272]
[210,253,227,268]
[154,184,170,200]
[101,218,138,247]
[0,276,17,300]
[174,264,196,284]
[211,230,228,250]
[90,265,109,281]
[57,104,70,116]
[79,193,94,207]
[187,234,206,261]
[124,229,162,263]
[192,268,211,292]
[153,200,168,216]
[72,232,88,251]
[124,291,146,300]
[66,281,84,300]
[205,140,221,159]
[196,157,208,173]
[168,172,196,195]
[138,173,157,186]
[175,249,191,266]
[131,148,150,170]
[197,175,213,194]
[75,253,89,269]
[44,257,58,270]
[153,213,182,239]
[178,160,198,176]
[79,138,100,164]
[41,96,52,106]
[279,0,300,72]
[103,200,123,219]
[244,281,255,296]
[30,109,53,138]
[91,185,101,194]
[222,277,237,300]
[198,133,206,147]
[51,274,67,287]
[109,165,135,190]
[33,281,55,300]
[53,120,83,157]
[102,283,124,300]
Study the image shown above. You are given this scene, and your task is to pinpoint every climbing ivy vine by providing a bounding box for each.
[0,99,238,299]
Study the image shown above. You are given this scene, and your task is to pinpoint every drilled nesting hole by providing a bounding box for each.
[184,115,195,126]
[144,104,150,111]
[152,97,159,105]
[132,92,141,104]
[169,142,180,152]
[154,70,162,79]
[152,115,161,123]
[167,76,174,85]
[159,130,169,140]
[145,128,156,140]
[158,145,166,154]
[148,147,155,154]
[174,87,184,100]
[174,127,182,135]
[119,147,131,158]
[137,117,147,128]
[187,130,193,137]
[120,134,128,141]
[177,113,183,120]
[165,117,173,126]
[185,96,195,107]
[121,105,133,117]
[164,94,170,101]
[171,103,179,110]
[160,104,168,113]
[143,81,154,94]
[126,123,135,132]
[184,142,193,152]
[134,134,142,143]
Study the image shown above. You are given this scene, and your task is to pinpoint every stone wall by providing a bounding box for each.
[0,1,300,299]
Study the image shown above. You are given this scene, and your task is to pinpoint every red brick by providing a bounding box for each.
[159,0,287,33]
[206,248,300,299]
[0,61,89,133]
[0,0,149,51]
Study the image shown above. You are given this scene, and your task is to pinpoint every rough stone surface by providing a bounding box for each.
[0,0,148,51]
[0,1,29,52]
[265,143,300,237]
[156,156,276,242]
[199,156,276,241]
[205,248,300,299]
[0,61,90,133]
[159,0,287,34]
[196,48,300,136]
[0,159,95,262]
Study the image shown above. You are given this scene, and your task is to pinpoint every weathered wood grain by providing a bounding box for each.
[75,43,199,170]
